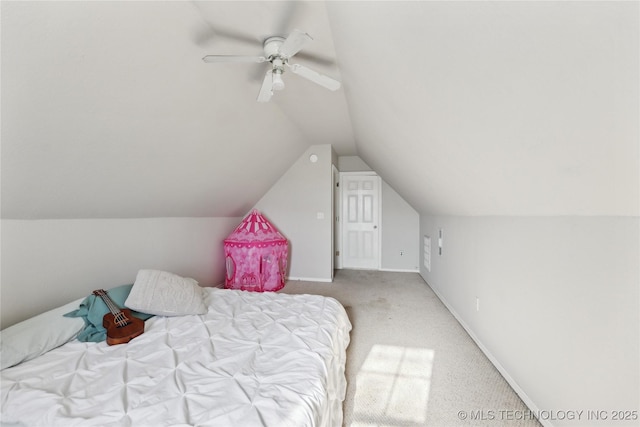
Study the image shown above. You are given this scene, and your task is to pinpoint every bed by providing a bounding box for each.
[1,284,351,427]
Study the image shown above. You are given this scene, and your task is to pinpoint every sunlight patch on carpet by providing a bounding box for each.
[352,344,434,427]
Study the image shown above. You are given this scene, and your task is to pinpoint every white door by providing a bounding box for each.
[340,173,381,270]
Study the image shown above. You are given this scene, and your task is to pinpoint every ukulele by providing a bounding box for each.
[93,289,145,345]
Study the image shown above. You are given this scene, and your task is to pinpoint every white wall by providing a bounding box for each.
[254,145,335,282]
[338,155,372,173]
[338,156,419,272]
[1,217,240,328]
[420,215,639,426]
[380,181,419,272]
[0,151,419,329]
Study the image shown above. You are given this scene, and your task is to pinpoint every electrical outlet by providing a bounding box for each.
[476,297,480,312]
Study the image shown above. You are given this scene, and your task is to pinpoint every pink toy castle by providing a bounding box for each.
[224,210,288,292]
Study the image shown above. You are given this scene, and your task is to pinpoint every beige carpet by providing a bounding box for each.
[281,269,541,427]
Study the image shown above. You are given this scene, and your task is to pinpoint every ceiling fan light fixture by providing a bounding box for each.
[272,71,285,91]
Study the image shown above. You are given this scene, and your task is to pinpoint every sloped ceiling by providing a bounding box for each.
[327,1,638,216]
[2,1,638,219]
[1,1,355,218]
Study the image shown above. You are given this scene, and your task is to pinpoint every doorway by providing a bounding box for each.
[338,172,381,270]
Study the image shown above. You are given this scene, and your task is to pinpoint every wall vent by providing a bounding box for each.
[423,235,431,272]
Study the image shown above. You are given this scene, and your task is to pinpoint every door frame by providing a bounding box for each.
[332,164,339,276]
[336,171,382,270]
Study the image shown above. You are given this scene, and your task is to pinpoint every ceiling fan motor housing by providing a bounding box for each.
[263,36,286,60]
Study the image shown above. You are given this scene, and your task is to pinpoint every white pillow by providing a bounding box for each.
[125,270,207,317]
[1,298,85,370]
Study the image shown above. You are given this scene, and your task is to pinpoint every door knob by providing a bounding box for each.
[373,225,378,229]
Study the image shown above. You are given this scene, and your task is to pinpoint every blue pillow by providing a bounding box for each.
[64,284,153,342]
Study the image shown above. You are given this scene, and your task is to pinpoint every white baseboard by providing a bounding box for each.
[426,282,553,427]
[379,268,420,273]
[287,276,333,283]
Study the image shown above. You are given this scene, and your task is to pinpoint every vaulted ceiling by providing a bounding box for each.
[2,1,638,219]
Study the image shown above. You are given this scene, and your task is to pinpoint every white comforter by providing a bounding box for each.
[1,288,351,427]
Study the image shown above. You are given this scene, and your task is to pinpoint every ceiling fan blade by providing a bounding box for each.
[289,64,341,91]
[257,71,274,103]
[203,55,266,63]
[293,51,335,67]
[279,29,312,58]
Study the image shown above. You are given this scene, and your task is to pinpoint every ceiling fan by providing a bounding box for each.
[202,29,341,103]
